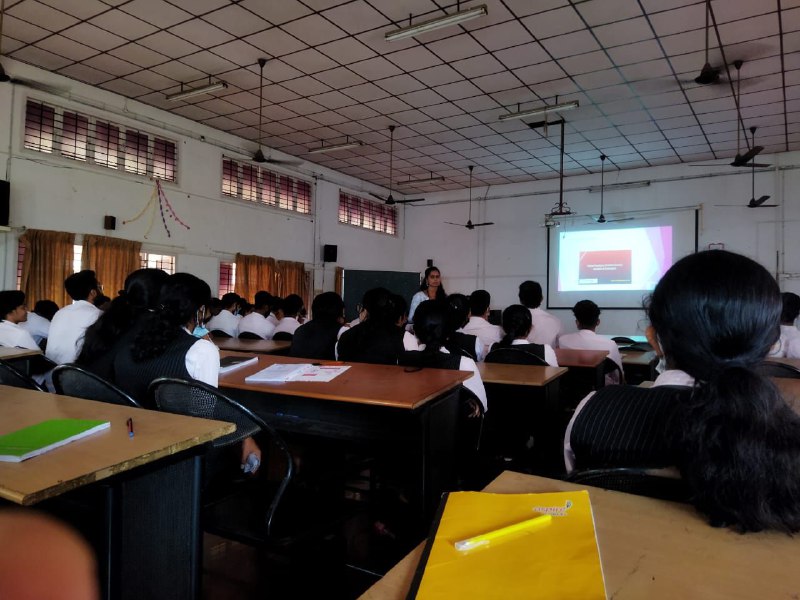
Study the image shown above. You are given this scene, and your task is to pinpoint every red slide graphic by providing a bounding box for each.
[578,249,632,284]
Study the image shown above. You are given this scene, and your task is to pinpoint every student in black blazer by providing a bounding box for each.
[486,304,559,366]
[290,292,345,360]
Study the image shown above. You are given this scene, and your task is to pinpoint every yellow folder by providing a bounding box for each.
[408,490,606,599]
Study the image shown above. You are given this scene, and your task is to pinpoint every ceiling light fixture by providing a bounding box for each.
[498,100,579,122]
[397,172,445,185]
[588,181,650,193]
[385,4,488,42]
[166,77,228,102]
[307,138,364,154]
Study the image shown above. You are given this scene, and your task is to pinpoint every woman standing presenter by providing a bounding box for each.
[409,265,446,324]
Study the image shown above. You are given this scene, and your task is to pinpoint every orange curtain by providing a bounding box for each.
[82,235,142,298]
[234,253,277,302]
[20,229,75,307]
[334,266,344,296]
[276,260,309,309]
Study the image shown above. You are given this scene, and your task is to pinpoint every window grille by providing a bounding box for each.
[338,191,397,235]
[24,99,177,182]
[221,157,311,215]
[140,252,175,274]
[219,261,236,296]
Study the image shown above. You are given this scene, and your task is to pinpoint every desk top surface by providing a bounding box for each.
[213,338,290,354]
[0,386,234,506]
[219,353,468,410]
[476,362,567,386]
[554,348,608,368]
[359,470,800,600]
[767,356,800,369]
[0,347,42,360]
[620,350,657,366]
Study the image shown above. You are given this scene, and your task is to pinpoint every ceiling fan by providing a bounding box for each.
[695,0,721,85]
[252,58,301,166]
[691,60,770,169]
[715,127,778,209]
[591,155,634,224]
[370,125,424,205]
[446,165,493,230]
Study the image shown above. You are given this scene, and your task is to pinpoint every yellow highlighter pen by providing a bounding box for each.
[454,514,553,552]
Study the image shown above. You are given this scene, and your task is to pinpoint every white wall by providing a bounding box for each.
[0,58,406,297]
[404,152,800,336]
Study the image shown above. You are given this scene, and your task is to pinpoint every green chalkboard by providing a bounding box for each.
[342,269,421,321]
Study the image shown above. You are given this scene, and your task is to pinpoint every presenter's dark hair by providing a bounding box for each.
[781,292,800,324]
[311,292,344,323]
[33,300,59,321]
[573,300,600,329]
[131,273,211,362]
[518,280,543,308]
[65,270,98,301]
[419,266,446,299]
[648,249,800,532]
[77,269,168,366]
[498,304,532,347]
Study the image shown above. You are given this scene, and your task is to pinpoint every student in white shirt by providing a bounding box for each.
[768,292,800,357]
[237,291,276,339]
[272,294,304,338]
[461,290,503,358]
[486,304,559,366]
[558,299,623,383]
[205,293,241,337]
[0,291,39,350]
[518,280,562,348]
[19,299,58,346]
[46,270,103,364]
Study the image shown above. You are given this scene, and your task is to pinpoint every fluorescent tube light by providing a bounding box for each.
[385,4,488,42]
[307,139,364,154]
[498,100,579,122]
[588,181,650,193]
[397,173,445,185]
[166,80,227,102]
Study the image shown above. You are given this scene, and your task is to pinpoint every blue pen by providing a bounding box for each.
[127,417,134,439]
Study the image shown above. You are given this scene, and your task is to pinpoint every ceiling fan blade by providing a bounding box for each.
[694,62,720,85]
[744,162,771,168]
[369,192,385,201]
[444,222,463,226]
[731,145,764,166]
[748,195,772,207]
[608,217,635,222]
[394,198,425,204]
[472,222,494,227]
[264,157,303,166]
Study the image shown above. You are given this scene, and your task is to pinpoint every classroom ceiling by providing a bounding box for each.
[1,0,799,192]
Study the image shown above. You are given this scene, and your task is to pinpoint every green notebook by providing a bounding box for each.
[0,419,110,462]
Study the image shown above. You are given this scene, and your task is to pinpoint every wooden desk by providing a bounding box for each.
[219,353,468,524]
[359,470,800,599]
[476,363,566,386]
[0,386,234,600]
[767,356,800,369]
[0,346,42,360]
[213,338,291,354]
[555,348,608,390]
[621,350,657,366]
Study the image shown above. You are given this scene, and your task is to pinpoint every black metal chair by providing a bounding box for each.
[484,347,548,366]
[758,360,800,379]
[272,331,293,342]
[627,342,654,352]
[611,336,637,345]
[0,359,46,391]
[237,331,264,340]
[209,330,232,339]
[603,357,625,385]
[52,364,141,407]
[567,467,691,503]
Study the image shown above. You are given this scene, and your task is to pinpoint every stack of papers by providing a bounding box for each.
[244,363,350,383]
[219,355,259,374]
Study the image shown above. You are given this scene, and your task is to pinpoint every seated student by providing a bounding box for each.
[768,292,800,357]
[0,291,39,350]
[401,299,488,414]
[566,250,800,532]
[461,290,504,358]
[46,270,103,365]
[290,292,346,360]
[518,280,562,348]
[93,294,112,311]
[487,304,559,366]
[205,292,241,337]
[76,268,168,380]
[266,296,282,328]
[20,299,58,346]
[272,294,304,339]
[558,299,623,383]
[237,291,276,340]
[337,287,405,365]
[446,293,482,361]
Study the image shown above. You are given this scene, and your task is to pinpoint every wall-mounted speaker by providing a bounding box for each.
[103,215,117,230]
[323,244,338,263]
[426,258,434,268]
[0,180,9,227]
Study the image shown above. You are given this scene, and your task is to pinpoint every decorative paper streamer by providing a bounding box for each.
[123,180,191,239]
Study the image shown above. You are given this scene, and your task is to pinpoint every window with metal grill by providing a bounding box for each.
[24,99,177,182]
[140,252,175,274]
[221,157,311,215]
[219,261,236,296]
[338,191,397,235]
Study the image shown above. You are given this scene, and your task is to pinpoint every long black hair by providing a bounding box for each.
[497,304,532,347]
[419,266,446,300]
[77,268,168,365]
[650,249,800,532]
[413,300,448,359]
[131,273,211,362]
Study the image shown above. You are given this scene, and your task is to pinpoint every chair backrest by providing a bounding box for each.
[602,357,625,384]
[627,342,654,352]
[272,332,293,342]
[611,336,636,344]
[237,331,264,340]
[758,361,800,379]
[0,360,46,391]
[567,467,691,503]
[485,347,548,366]
[209,330,232,339]
[147,378,295,536]
[52,364,141,407]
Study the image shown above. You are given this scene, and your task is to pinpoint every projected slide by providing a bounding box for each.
[558,226,672,293]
